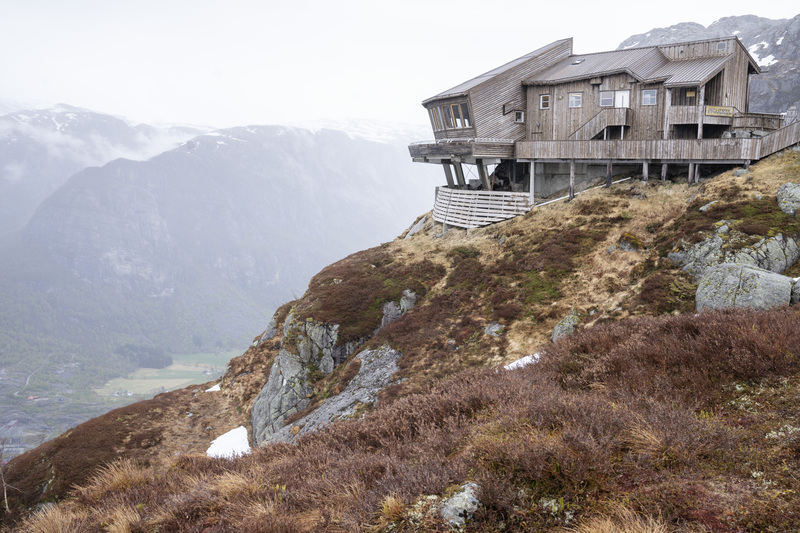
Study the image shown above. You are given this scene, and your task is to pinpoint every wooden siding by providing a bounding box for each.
[433,187,530,229]
[516,138,760,161]
[569,108,631,140]
[658,38,736,61]
[409,140,514,160]
[755,120,800,158]
[470,40,573,141]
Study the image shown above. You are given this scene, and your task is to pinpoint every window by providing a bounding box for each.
[569,93,582,108]
[540,94,550,109]
[442,106,454,129]
[642,89,657,106]
[514,111,525,123]
[428,108,441,131]
[600,91,614,107]
[460,103,472,127]
[451,104,463,128]
[716,41,727,51]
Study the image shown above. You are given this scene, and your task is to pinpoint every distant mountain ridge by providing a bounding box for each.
[618,14,800,113]
[0,103,205,234]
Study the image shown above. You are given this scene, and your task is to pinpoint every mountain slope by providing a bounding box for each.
[618,14,800,113]
[0,124,438,458]
[0,104,201,235]
[4,148,799,531]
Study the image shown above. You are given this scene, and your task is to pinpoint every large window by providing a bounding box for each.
[642,89,657,106]
[428,102,473,131]
[600,91,614,107]
[540,94,550,109]
[569,93,583,108]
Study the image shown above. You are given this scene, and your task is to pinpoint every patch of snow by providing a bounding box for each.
[623,41,640,49]
[732,30,740,35]
[206,426,250,459]
[776,36,784,45]
[757,54,778,67]
[205,383,221,392]
[504,353,540,370]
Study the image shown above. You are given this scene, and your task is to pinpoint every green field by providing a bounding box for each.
[94,350,240,397]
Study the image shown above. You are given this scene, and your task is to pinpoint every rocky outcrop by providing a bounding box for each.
[696,263,795,311]
[793,278,800,305]
[777,183,800,216]
[551,309,580,342]
[268,345,402,443]
[251,315,364,445]
[440,482,481,527]
[252,291,417,445]
[669,229,800,280]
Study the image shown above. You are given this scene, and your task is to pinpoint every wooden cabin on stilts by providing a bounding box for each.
[409,36,800,229]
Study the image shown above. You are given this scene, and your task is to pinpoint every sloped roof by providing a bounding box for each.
[523,37,757,88]
[647,55,731,87]
[523,47,667,85]
[423,39,572,104]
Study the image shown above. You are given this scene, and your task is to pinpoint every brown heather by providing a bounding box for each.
[3,150,800,531]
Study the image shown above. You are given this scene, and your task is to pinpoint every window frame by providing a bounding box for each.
[514,111,525,124]
[540,94,550,110]
[568,92,583,108]
[600,91,614,107]
[642,89,657,106]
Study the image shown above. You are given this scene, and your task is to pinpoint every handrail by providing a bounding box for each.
[409,138,515,146]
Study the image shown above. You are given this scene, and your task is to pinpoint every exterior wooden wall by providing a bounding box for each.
[469,40,573,141]
[527,73,668,141]
[516,138,760,161]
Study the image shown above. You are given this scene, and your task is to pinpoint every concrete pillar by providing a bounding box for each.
[476,159,491,190]
[642,161,649,182]
[688,163,694,185]
[453,161,466,189]
[661,163,668,181]
[442,163,455,188]
[569,159,575,201]
[606,161,612,188]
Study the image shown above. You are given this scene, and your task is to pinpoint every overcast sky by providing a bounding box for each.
[1,1,797,129]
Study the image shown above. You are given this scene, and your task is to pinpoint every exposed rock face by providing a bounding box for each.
[793,278,800,305]
[669,229,800,280]
[696,263,794,311]
[268,345,402,443]
[551,309,580,342]
[777,183,800,216]
[251,316,362,445]
[252,291,417,445]
[380,289,417,328]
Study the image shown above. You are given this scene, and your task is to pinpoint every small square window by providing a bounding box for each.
[514,111,525,123]
[600,91,613,107]
[716,42,727,51]
[540,94,550,109]
[569,93,582,108]
[642,89,657,106]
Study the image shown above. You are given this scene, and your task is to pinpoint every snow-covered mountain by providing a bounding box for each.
[618,14,800,113]
[0,104,204,234]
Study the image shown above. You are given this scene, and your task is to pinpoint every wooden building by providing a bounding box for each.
[409,37,800,228]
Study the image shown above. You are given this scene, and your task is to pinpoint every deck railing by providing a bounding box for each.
[433,187,531,229]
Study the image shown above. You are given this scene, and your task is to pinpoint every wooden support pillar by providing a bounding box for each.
[744,160,750,170]
[694,164,701,184]
[687,163,694,185]
[661,163,668,181]
[453,161,466,189]
[663,88,672,139]
[642,161,649,182]
[442,163,455,188]
[476,159,491,190]
[568,159,575,202]
[605,161,612,188]
[697,85,706,140]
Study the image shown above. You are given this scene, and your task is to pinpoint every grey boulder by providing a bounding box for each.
[777,183,800,216]
[696,263,794,311]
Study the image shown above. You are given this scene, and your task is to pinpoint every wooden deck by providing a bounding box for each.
[433,187,531,229]
[409,138,515,162]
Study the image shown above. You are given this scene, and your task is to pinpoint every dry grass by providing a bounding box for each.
[567,504,670,533]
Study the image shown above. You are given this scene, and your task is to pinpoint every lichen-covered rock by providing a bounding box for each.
[251,318,361,445]
[440,482,481,527]
[269,345,402,443]
[618,232,643,252]
[696,263,794,311]
[551,309,580,342]
[484,323,504,337]
[380,289,417,328]
[777,182,800,216]
[793,278,800,305]
[670,229,800,280]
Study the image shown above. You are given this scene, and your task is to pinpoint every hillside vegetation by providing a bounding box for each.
[2,150,800,531]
